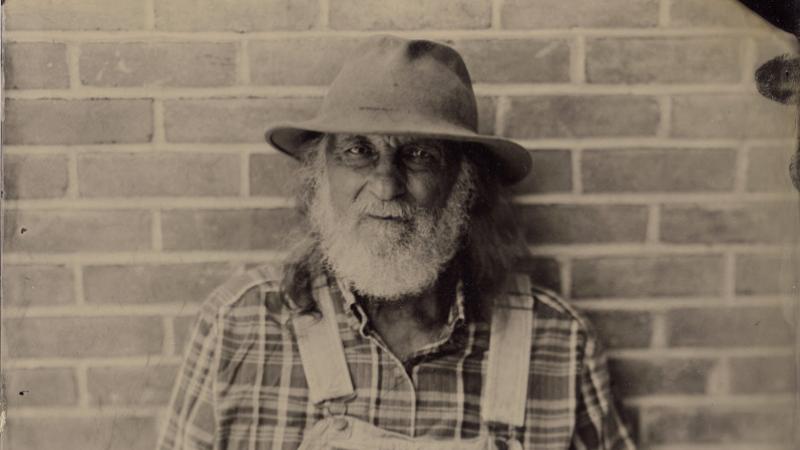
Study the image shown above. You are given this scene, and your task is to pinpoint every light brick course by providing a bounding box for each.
[77,153,241,197]
[581,148,737,192]
[501,0,659,29]
[3,153,70,199]
[5,316,164,358]
[586,37,741,84]
[2,265,75,307]
[4,42,70,89]
[155,0,318,31]
[164,98,320,143]
[5,0,147,30]
[4,99,153,145]
[330,0,491,30]
[80,43,237,87]
[506,96,661,139]
[4,210,152,253]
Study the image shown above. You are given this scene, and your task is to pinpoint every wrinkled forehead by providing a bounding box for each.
[330,133,449,148]
[320,133,465,162]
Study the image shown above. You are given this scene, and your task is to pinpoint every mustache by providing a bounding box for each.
[352,198,418,220]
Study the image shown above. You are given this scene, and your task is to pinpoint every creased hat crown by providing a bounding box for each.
[319,36,478,132]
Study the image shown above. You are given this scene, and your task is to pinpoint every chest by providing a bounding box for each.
[212,319,578,450]
[371,319,445,361]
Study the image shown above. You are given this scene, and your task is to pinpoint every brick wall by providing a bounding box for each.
[2,1,798,449]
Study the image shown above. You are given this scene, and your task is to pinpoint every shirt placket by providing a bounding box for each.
[329,274,471,438]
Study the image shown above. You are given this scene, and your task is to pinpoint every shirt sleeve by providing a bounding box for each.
[570,329,637,450]
[158,307,219,450]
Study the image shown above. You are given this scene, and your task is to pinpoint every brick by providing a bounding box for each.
[4,210,151,253]
[729,356,796,394]
[4,42,69,89]
[608,358,715,397]
[671,94,796,139]
[3,153,69,199]
[641,406,794,444]
[660,202,795,244]
[476,97,496,135]
[669,0,769,28]
[586,37,741,84]
[5,368,78,407]
[518,204,648,245]
[572,255,724,298]
[165,97,320,143]
[156,0,317,31]
[249,38,359,86]
[511,150,572,194]
[516,257,561,293]
[161,208,301,251]
[505,96,660,139]
[666,307,792,347]
[80,42,236,88]
[5,0,146,31]
[747,146,795,192]
[77,153,240,197]
[502,0,658,29]
[249,154,303,197]
[453,39,571,83]
[84,263,239,305]
[173,316,196,356]
[7,417,157,450]
[330,0,491,30]
[87,364,179,406]
[2,265,74,307]
[4,99,153,145]
[581,148,736,193]
[735,254,796,295]
[583,311,653,348]
[5,316,163,358]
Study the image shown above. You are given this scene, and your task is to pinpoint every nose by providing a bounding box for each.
[366,154,405,201]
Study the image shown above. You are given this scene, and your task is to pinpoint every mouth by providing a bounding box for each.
[365,214,409,223]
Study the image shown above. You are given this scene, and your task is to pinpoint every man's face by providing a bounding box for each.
[308,133,475,300]
[325,134,463,236]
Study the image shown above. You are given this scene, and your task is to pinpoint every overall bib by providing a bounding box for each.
[292,276,535,450]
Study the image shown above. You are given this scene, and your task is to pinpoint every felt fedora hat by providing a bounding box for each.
[265,35,532,184]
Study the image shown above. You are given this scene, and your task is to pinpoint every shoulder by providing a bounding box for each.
[514,273,602,352]
[198,261,289,324]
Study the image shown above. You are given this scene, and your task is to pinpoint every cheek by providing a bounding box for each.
[325,164,365,211]
[406,174,451,209]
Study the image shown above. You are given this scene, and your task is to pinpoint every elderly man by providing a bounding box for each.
[159,36,635,450]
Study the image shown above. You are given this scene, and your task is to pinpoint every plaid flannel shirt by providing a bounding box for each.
[158,262,636,450]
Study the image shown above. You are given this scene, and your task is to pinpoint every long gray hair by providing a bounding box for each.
[279,136,528,320]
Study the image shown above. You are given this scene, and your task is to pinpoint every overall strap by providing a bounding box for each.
[481,274,535,428]
[292,279,355,404]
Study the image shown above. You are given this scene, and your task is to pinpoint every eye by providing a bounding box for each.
[335,142,378,167]
[345,145,372,157]
[408,147,434,160]
[401,143,443,170]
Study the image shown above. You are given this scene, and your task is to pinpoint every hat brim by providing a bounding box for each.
[265,120,531,185]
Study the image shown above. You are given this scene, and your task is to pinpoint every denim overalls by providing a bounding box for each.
[292,276,535,450]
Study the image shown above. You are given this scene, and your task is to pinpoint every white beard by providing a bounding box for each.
[309,162,475,301]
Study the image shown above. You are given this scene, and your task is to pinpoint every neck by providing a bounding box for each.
[362,262,459,327]
[358,262,460,360]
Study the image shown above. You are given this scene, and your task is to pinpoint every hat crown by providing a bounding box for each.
[319,35,479,131]
[264,35,533,185]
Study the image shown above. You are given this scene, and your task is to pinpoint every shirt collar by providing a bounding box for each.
[326,271,467,340]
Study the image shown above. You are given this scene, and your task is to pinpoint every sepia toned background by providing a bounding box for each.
[2,0,799,449]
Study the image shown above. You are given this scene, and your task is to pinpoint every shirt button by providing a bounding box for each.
[332,417,349,431]
[507,439,523,450]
